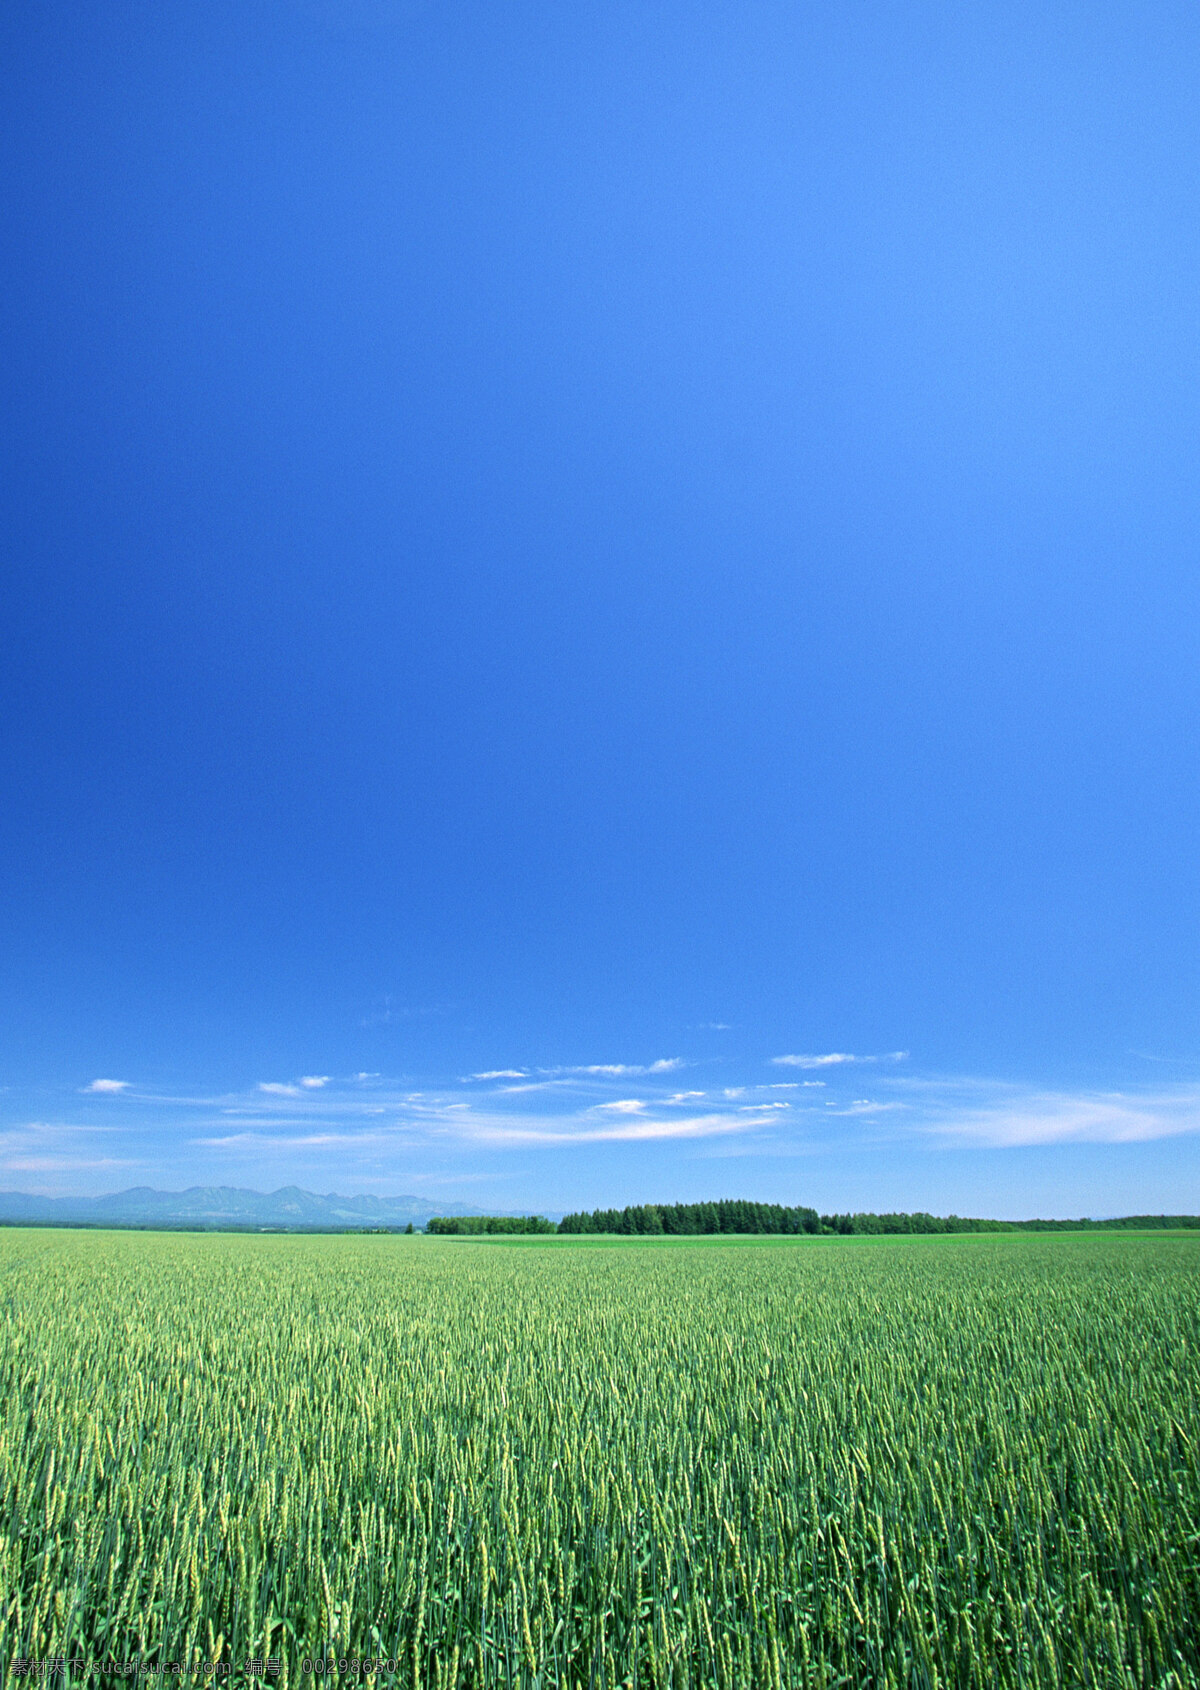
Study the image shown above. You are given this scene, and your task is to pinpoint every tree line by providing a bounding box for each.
[555,1202,1018,1235]
[425,1205,1200,1236]
[425,1215,556,1234]
[561,1205,1200,1235]
[558,1200,821,1234]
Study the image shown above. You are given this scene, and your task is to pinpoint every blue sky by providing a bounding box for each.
[3,0,1199,1215]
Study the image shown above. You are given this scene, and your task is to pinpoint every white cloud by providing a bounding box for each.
[18,1061,1200,1199]
[0,1120,142,1191]
[468,1070,528,1081]
[84,1078,129,1094]
[497,1079,571,1094]
[6,1154,132,1173]
[773,1052,856,1068]
[196,1127,394,1151]
[772,1051,908,1069]
[300,1076,330,1089]
[2,1122,122,1140]
[201,1103,731,1153]
[922,1085,1200,1148]
[452,1110,774,1148]
[545,1059,684,1077]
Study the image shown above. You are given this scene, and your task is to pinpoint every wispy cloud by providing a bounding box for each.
[6,1154,132,1174]
[821,1098,905,1117]
[83,1078,129,1094]
[909,1081,1200,1147]
[18,1057,1200,1205]
[438,1110,773,1148]
[455,1059,686,1085]
[5,1065,787,1195]
[773,1052,856,1069]
[497,1080,570,1094]
[361,997,457,1028]
[197,1129,392,1150]
[772,1051,908,1070]
[192,1098,775,1154]
[544,1059,684,1077]
[0,1121,142,1190]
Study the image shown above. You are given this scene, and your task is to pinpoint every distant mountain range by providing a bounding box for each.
[0,1185,485,1231]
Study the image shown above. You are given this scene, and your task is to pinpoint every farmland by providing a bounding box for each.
[2,1230,1198,1687]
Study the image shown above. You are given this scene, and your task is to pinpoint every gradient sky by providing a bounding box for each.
[3,0,1199,1215]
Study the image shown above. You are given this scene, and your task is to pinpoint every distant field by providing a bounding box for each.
[2,1230,1198,1687]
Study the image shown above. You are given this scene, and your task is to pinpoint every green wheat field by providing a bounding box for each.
[2,1229,1198,1687]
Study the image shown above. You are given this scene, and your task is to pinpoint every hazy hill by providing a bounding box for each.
[0,1185,482,1231]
